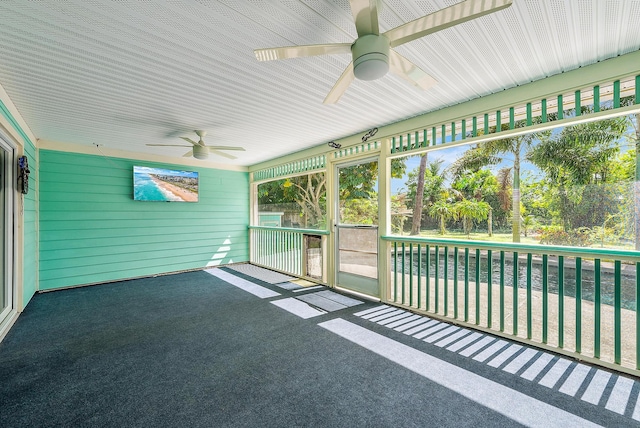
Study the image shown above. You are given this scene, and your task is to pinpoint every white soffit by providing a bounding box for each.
[0,0,637,167]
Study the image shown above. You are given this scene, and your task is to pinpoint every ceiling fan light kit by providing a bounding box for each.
[352,34,390,81]
[254,0,513,103]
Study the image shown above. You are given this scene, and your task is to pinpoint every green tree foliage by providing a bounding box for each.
[529,116,629,231]
[453,199,491,238]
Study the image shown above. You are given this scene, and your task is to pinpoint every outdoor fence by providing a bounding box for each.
[383,235,640,373]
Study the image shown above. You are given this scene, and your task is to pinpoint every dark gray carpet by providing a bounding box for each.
[0,270,633,427]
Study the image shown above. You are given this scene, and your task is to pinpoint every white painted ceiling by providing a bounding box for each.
[0,0,638,167]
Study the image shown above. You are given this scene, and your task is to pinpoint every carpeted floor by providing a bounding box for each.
[0,266,637,427]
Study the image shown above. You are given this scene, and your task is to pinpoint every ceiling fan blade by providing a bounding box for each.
[385,0,513,48]
[180,137,199,145]
[182,150,194,158]
[323,62,355,105]
[209,149,237,160]
[146,144,193,147]
[349,0,380,37]
[254,43,351,61]
[207,146,246,151]
[388,50,437,90]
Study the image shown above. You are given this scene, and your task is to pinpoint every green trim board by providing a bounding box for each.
[38,150,249,290]
[249,50,640,174]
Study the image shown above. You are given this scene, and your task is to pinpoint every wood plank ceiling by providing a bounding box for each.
[0,0,638,166]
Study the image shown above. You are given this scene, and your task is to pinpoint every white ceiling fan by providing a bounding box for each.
[255,0,513,104]
[146,130,245,160]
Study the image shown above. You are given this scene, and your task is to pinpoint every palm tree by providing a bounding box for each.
[429,199,456,235]
[453,199,491,238]
[450,130,541,242]
[410,154,428,235]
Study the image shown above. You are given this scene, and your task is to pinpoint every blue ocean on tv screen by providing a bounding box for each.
[133,166,198,202]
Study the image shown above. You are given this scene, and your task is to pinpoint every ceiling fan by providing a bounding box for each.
[146,130,245,160]
[254,0,512,104]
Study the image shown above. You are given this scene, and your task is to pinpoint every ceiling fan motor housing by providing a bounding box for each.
[352,34,390,81]
[193,145,209,160]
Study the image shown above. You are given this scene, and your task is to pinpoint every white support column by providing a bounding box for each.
[378,138,391,302]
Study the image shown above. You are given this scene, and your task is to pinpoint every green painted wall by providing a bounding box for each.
[22,139,37,305]
[39,150,249,290]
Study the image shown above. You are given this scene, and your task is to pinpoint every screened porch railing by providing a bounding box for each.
[383,235,640,374]
[249,226,328,281]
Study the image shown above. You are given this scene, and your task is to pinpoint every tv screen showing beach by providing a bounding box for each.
[133,166,199,202]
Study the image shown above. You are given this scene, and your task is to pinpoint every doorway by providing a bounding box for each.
[0,135,15,329]
[335,158,379,297]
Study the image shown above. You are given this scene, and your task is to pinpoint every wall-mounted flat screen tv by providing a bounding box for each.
[133,166,199,202]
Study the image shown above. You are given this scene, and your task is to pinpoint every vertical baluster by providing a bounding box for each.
[513,252,519,336]
[487,250,492,329]
[432,127,437,146]
[393,242,398,302]
[472,117,478,137]
[444,246,449,316]
[475,248,481,325]
[500,251,505,332]
[558,256,565,348]
[464,248,470,322]
[594,259,601,359]
[593,85,600,113]
[454,247,459,319]
[425,245,431,311]
[576,257,582,354]
[542,254,548,344]
[417,244,422,310]
[541,99,547,123]
[461,120,466,140]
[441,125,446,145]
[509,107,515,129]
[526,102,532,126]
[401,243,406,305]
[409,243,414,307]
[496,110,501,132]
[614,80,621,108]
[615,260,622,365]
[451,122,456,142]
[575,90,581,116]
[557,94,564,120]
[484,113,489,135]
[527,253,532,340]
[435,246,440,313]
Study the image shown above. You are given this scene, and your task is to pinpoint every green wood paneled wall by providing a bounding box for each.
[22,139,37,305]
[38,150,249,290]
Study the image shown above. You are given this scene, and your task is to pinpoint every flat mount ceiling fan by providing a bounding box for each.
[254,0,513,104]
[146,130,245,160]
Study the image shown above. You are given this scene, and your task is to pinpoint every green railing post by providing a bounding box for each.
[500,251,505,332]
[401,243,406,305]
[475,249,481,325]
[487,250,492,329]
[527,253,532,340]
[393,242,398,302]
[465,248,469,322]
[435,246,440,313]
[542,254,548,344]
[409,243,414,307]
[576,257,582,354]
[615,260,622,365]
[558,255,564,348]
[513,252,518,336]
[444,246,449,316]
[454,247,459,319]
[417,244,422,310]
[594,259,601,359]
[425,245,430,310]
